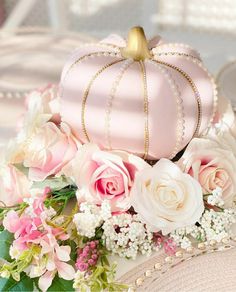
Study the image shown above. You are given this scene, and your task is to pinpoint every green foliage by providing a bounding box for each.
[44,185,77,214]
[0,244,40,282]
[32,176,74,191]
[47,275,74,292]
[0,202,28,222]
[0,273,34,291]
[0,230,14,262]
[74,257,129,292]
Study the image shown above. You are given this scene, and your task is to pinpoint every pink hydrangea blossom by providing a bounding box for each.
[3,191,74,291]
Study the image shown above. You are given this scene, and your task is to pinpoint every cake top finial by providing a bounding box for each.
[121,26,152,61]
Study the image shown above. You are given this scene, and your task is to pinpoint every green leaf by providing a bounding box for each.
[100,255,109,267]
[0,273,34,291]
[0,230,14,262]
[93,266,104,279]
[68,240,77,262]
[91,280,102,292]
[33,177,75,191]
[47,275,74,292]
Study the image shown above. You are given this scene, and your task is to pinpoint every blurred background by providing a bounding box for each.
[0,0,236,143]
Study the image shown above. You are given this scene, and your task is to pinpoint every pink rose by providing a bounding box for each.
[63,144,150,212]
[0,164,31,206]
[179,138,236,207]
[24,122,78,181]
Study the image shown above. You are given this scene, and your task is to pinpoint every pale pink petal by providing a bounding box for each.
[46,256,56,271]
[57,261,75,280]
[3,210,21,233]
[38,271,55,292]
[55,245,71,262]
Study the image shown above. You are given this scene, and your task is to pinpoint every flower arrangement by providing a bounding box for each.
[0,85,236,291]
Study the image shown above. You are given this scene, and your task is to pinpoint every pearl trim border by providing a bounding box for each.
[125,237,236,291]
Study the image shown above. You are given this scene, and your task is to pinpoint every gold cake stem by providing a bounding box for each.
[121,26,151,61]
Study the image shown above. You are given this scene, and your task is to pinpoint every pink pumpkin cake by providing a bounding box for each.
[60,27,217,160]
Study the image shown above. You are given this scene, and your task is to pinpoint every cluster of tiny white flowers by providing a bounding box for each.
[199,208,236,242]
[207,187,224,207]
[73,270,86,289]
[171,208,236,248]
[102,213,154,259]
[73,201,112,238]
[171,224,205,249]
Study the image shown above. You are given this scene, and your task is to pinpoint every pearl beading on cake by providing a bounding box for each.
[64,50,122,76]
[105,59,134,150]
[139,61,150,159]
[153,57,202,139]
[153,43,201,58]
[152,51,218,128]
[61,50,123,103]
[73,42,120,53]
[148,60,184,159]
[151,50,201,62]
[81,59,124,142]
[127,237,236,291]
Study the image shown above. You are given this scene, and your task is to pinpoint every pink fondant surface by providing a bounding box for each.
[60,35,215,159]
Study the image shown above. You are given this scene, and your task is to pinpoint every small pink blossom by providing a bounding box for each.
[163,239,177,256]
[153,232,164,248]
[76,240,99,272]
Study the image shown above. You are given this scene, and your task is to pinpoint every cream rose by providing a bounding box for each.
[7,85,61,165]
[62,143,150,213]
[130,159,204,235]
[0,164,31,206]
[24,84,60,130]
[24,122,78,181]
[179,138,236,207]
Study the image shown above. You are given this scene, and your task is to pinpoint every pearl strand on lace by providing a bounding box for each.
[128,237,236,291]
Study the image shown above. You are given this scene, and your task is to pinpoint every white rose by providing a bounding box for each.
[130,159,204,235]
